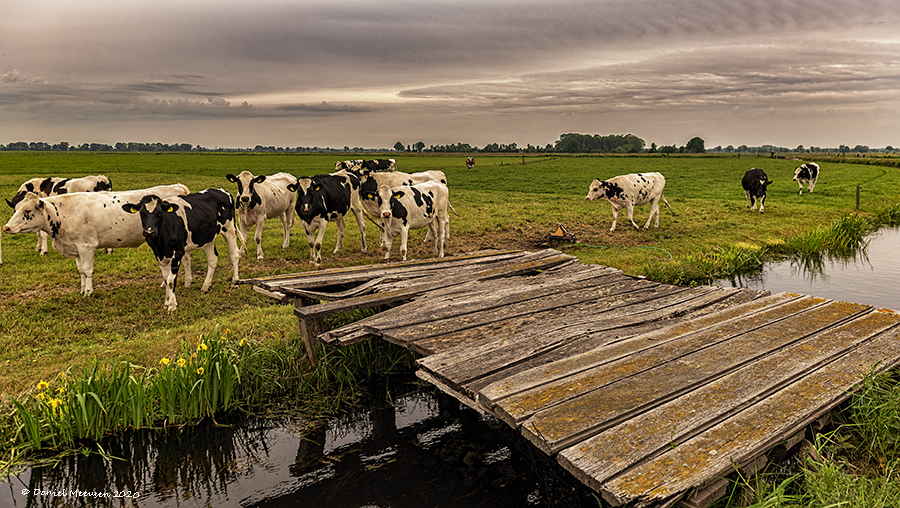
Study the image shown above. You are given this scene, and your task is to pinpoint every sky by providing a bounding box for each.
[2,0,899,150]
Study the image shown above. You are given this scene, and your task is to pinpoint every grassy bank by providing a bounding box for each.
[2,152,900,504]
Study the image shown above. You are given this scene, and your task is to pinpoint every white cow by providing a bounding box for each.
[585,172,674,231]
[226,171,297,260]
[2,184,189,296]
[792,163,820,195]
[376,180,450,261]
[6,175,113,256]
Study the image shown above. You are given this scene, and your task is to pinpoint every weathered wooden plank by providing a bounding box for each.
[417,283,709,384]
[473,293,803,411]
[556,308,900,499]
[598,310,900,507]
[515,299,870,454]
[374,271,647,347]
[461,288,769,395]
[295,251,576,319]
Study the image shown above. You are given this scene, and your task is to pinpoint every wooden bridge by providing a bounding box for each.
[242,249,900,508]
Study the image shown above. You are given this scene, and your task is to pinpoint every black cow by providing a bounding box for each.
[792,163,820,195]
[122,188,240,312]
[361,159,397,172]
[742,168,772,214]
[288,173,367,264]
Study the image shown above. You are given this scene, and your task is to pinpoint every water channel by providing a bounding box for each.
[4,228,897,508]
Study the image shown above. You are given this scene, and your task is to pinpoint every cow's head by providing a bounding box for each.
[122,195,179,239]
[376,185,399,219]
[226,171,265,209]
[2,192,45,234]
[585,179,624,201]
[288,178,319,217]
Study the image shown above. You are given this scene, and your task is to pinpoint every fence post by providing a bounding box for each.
[856,185,860,210]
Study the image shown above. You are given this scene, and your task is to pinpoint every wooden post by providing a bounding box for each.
[294,297,324,366]
[856,185,860,210]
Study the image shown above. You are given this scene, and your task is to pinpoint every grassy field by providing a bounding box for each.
[2,151,899,397]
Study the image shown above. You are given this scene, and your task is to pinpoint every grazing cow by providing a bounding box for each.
[742,168,773,213]
[334,159,364,172]
[2,184,189,295]
[376,181,450,261]
[585,172,674,231]
[361,159,397,172]
[465,157,475,171]
[122,189,240,312]
[288,172,368,264]
[6,175,113,256]
[225,171,297,260]
[792,163,820,195]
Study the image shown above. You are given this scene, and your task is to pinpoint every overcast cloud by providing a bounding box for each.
[2,0,899,149]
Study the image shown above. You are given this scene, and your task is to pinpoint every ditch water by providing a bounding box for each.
[3,377,595,508]
[716,227,900,311]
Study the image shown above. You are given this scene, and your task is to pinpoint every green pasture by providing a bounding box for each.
[1,151,899,397]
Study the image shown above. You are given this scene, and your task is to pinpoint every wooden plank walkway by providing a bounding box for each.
[241,249,900,508]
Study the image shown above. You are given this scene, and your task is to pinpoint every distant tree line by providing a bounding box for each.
[3,136,896,154]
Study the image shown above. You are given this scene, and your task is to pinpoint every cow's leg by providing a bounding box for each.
[37,231,49,255]
[236,213,249,257]
[304,221,323,265]
[182,251,193,288]
[222,223,241,284]
[758,195,766,214]
[609,206,619,232]
[797,181,803,195]
[199,243,218,292]
[626,203,640,230]
[159,256,179,312]
[435,218,447,258]
[382,230,394,260]
[644,198,660,229]
[399,227,410,261]
[745,190,752,209]
[808,179,816,193]
[332,217,346,254]
[279,210,292,251]
[350,207,367,253]
[253,215,266,260]
[74,247,96,296]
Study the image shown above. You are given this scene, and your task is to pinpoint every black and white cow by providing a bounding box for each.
[122,189,240,312]
[375,181,450,261]
[2,184,189,295]
[288,173,368,264]
[742,168,772,213]
[465,157,475,171]
[6,175,113,256]
[225,171,297,260]
[356,170,451,244]
[361,159,397,172]
[334,160,364,172]
[585,172,674,231]
[792,163,820,195]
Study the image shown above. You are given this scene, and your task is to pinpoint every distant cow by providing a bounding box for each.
[288,172,367,264]
[334,160,364,172]
[742,168,772,213]
[226,171,297,260]
[792,163,820,194]
[6,175,113,256]
[362,159,397,172]
[465,157,475,171]
[376,181,450,261]
[122,189,240,312]
[3,184,189,295]
[585,172,674,231]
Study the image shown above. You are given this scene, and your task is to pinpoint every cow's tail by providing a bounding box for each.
[448,201,461,217]
[661,195,676,215]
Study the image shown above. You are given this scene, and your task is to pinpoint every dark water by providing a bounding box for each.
[717,227,900,311]
[3,379,594,508]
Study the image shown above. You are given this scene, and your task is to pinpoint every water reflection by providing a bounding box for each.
[719,227,900,311]
[3,382,573,508]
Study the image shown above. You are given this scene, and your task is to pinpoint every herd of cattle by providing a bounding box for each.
[1,158,820,311]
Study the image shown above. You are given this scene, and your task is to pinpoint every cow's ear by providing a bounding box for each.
[165,203,180,213]
[5,199,13,209]
[392,190,405,199]
[253,175,267,184]
[287,183,298,192]
[122,204,140,214]
[314,185,321,191]
[226,174,237,183]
